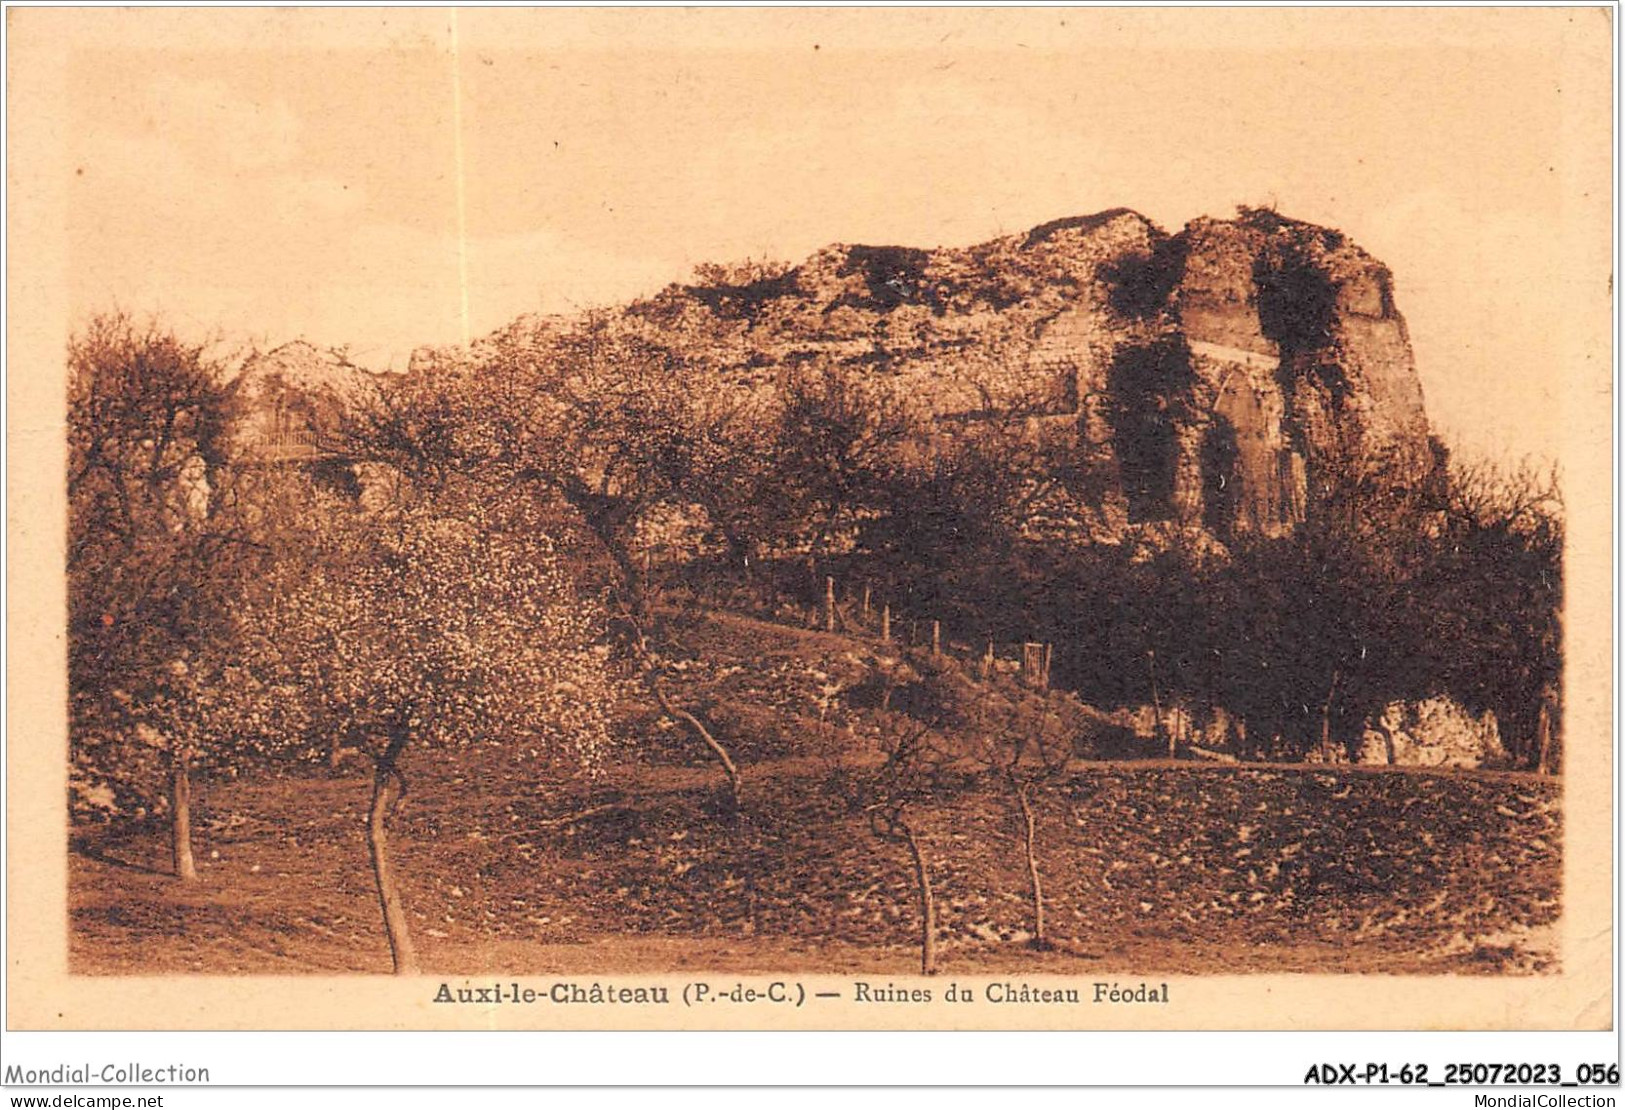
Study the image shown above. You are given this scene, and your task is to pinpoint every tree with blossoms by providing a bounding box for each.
[253,487,613,974]
[67,313,266,879]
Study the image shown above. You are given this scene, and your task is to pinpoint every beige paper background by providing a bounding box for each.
[6,7,1613,1031]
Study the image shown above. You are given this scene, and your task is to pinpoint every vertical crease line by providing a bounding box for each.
[451,10,471,348]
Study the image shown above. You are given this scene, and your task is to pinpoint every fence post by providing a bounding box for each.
[825,576,836,632]
[862,585,871,621]
[931,620,941,657]
[881,605,891,643]
[981,638,994,680]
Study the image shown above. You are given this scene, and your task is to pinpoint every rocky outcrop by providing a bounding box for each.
[1356,697,1506,768]
[226,341,376,464]
[1166,211,1432,538]
[605,205,1437,546]
[253,207,1438,548]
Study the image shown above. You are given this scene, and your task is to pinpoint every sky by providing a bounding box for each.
[39,7,1613,466]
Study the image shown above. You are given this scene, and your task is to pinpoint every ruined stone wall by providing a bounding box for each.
[1174,219,1304,539]
[825,208,1436,546]
[439,207,1436,551]
[226,341,375,465]
[1154,213,1430,540]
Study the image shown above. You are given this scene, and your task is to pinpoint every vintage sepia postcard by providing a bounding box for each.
[5,7,1613,1037]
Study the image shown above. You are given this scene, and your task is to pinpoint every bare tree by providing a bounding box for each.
[956,676,1074,950]
[773,360,915,569]
[623,616,743,812]
[1433,457,1564,769]
[847,708,958,975]
[997,706,1072,950]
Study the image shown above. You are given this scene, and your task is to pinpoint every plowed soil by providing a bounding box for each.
[69,612,1561,977]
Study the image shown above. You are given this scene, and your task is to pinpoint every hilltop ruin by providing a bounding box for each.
[236,207,1439,549]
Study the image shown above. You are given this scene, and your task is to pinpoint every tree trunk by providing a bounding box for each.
[620,545,650,623]
[648,672,741,811]
[740,834,761,938]
[565,489,649,626]
[1535,698,1553,774]
[1016,782,1047,949]
[1320,669,1341,763]
[170,752,197,882]
[899,819,937,976]
[367,767,419,975]
[1147,651,1169,758]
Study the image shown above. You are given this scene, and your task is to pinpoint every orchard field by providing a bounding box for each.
[71,611,1561,977]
